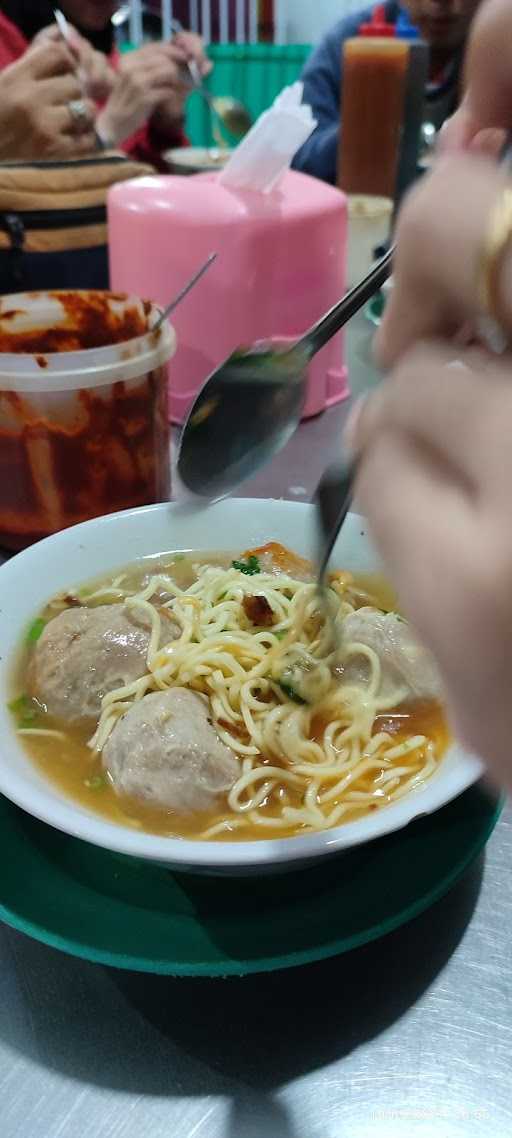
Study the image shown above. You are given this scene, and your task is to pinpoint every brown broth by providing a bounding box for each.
[11,552,449,842]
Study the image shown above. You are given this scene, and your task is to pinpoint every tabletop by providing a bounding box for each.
[1,318,511,1138]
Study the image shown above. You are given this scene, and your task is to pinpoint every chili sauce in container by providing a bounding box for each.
[0,291,175,550]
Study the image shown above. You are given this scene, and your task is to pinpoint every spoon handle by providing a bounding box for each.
[315,460,356,582]
[301,245,394,360]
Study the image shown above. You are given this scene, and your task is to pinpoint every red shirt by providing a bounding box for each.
[0,11,186,170]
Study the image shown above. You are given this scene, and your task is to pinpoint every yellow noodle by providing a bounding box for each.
[18,728,66,740]
[84,561,443,836]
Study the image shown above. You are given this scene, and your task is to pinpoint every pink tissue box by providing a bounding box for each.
[108,169,349,423]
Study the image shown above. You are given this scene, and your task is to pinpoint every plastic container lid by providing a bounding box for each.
[395,10,420,38]
[359,4,396,36]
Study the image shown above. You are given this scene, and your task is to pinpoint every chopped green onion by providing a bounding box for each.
[8,693,39,728]
[232,555,261,576]
[84,775,106,790]
[173,553,185,562]
[278,680,307,705]
[8,694,35,719]
[26,617,46,644]
[274,630,287,640]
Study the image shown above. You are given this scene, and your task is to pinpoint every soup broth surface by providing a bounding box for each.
[11,550,449,842]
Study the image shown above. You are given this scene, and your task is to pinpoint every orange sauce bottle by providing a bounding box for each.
[338,6,409,198]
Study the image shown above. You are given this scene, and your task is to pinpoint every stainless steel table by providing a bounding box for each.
[1,320,511,1138]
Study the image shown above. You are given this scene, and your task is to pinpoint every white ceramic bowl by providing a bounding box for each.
[164,146,233,173]
[0,500,483,873]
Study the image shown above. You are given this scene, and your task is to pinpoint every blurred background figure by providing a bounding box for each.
[0,1,211,168]
[293,1,483,184]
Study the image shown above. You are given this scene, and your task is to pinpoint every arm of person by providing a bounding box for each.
[441,0,512,156]
[347,339,512,793]
[345,141,512,791]
[291,9,372,185]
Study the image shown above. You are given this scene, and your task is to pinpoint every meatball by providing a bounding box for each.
[103,687,240,812]
[342,608,442,701]
[30,603,180,723]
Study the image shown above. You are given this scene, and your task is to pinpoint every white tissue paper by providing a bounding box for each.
[219,82,317,194]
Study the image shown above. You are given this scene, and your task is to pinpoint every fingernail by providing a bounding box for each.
[342,397,366,456]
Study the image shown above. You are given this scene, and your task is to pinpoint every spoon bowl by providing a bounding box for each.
[177,249,394,499]
[210,95,252,139]
[178,340,308,498]
[189,85,252,141]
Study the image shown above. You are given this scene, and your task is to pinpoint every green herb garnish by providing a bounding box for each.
[8,693,38,728]
[26,617,46,644]
[274,630,287,640]
[84,775,106,790]
[8,694,36,718]
[278,680,306,705]
[232,555,261,576]
[173,553,185,562]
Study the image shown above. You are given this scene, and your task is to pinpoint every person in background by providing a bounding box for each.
[0,1,211,169]
[345,0,512,792]
[293,0,482,184]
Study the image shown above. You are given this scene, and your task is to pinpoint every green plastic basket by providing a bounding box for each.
[122,42,312,147]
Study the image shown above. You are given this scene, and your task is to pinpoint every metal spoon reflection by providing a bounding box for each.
[177,247,394,500]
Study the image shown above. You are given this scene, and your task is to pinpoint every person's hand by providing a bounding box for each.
[441,0,512,157]
[148,34,212,135]
[346,342,512,791]
[172,30,212,81]
[96,43,191,146]
[342,0,512,794]
[374,154,512,369]
[0,42,97,160]
[32,23,115,102]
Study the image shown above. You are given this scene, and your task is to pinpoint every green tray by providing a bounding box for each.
[0,785,500,976]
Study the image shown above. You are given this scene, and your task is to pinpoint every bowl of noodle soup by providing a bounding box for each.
[0,500,482,873]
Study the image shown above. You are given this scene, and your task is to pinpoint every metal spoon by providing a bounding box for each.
[177,246,394,498]
[54,8,73,44]
[315,460,355,588]
[184,79,252,141]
